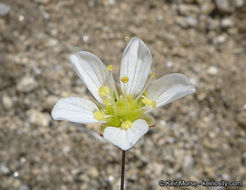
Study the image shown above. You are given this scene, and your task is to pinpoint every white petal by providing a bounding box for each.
[120,37,152,97]
[70,51,115,103]
[147,73,196,107]
[103,119,149,150]
[51,97,100,124]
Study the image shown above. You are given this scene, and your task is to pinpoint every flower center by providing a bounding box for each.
[99,94,143,130]
[95,81,156,131]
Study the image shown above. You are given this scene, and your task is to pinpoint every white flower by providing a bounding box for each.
[52,37,196,151]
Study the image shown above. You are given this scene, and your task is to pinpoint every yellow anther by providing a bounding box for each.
[121,120,132,130]
[151,72,156,79]
[94,111,104,120]
[143,90,148,96]
[99,86,110,97]
[121,76,129,83]
[104,98,111,106]
[107,65,113,71]
[127,94,132,101]
[151,101,157,108]
[125,36,130,42]
[142,97,152,105]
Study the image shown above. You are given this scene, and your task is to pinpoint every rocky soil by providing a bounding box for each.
[0,0,246,189]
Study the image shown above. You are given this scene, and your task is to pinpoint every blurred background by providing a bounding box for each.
[0,0,246,189]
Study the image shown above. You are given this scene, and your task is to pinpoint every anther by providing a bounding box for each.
[94,111,104,120]
[121,76,129,83]
[107,65,113,71]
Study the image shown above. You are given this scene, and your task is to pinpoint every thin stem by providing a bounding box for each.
[120,150,126,190]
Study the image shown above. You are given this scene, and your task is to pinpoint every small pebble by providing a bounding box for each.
[235,0,245,7]
[19,185,30,190]
[0,163,10,175]
[215,0,232,13]
[0,3,11,16]
[160,120,167,126]
[182,155,195,176]
[221,18,234,28]
[46,38,58,47]
[87,167,99,178]
[2,95,13,110]
[19,15,25,22]
[186,16,198,27]
[13,171,19,178]
[208,66,218,75]
[108,0,116,5]
[44,95,59,111]
[27,110,51,127]
[17,76,38,93]
[190,76,198,85]
[82,35,89,43]
[166,61,173,68]
[35,0,50,4]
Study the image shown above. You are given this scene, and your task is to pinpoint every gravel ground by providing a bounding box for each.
[0,0,246,189]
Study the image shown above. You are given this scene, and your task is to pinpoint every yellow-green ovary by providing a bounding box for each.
[104,96,143,127]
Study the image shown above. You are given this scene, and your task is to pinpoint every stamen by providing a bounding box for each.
[99,86,110,97]
[121,120,132,130]
[121,76,129,83]
[107,65,113,71]
[107,69,119,100]
[94,111,104,120]
[142,97,152,106]
[143,90,148,96]
[151,101,157,108]
[151,72,156,79]
[135,71,155,100]
[113,86,119,101]
[104,115,113,119]
[136,106,151,113]
[121,76,129,97]
[142,97,157,108]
